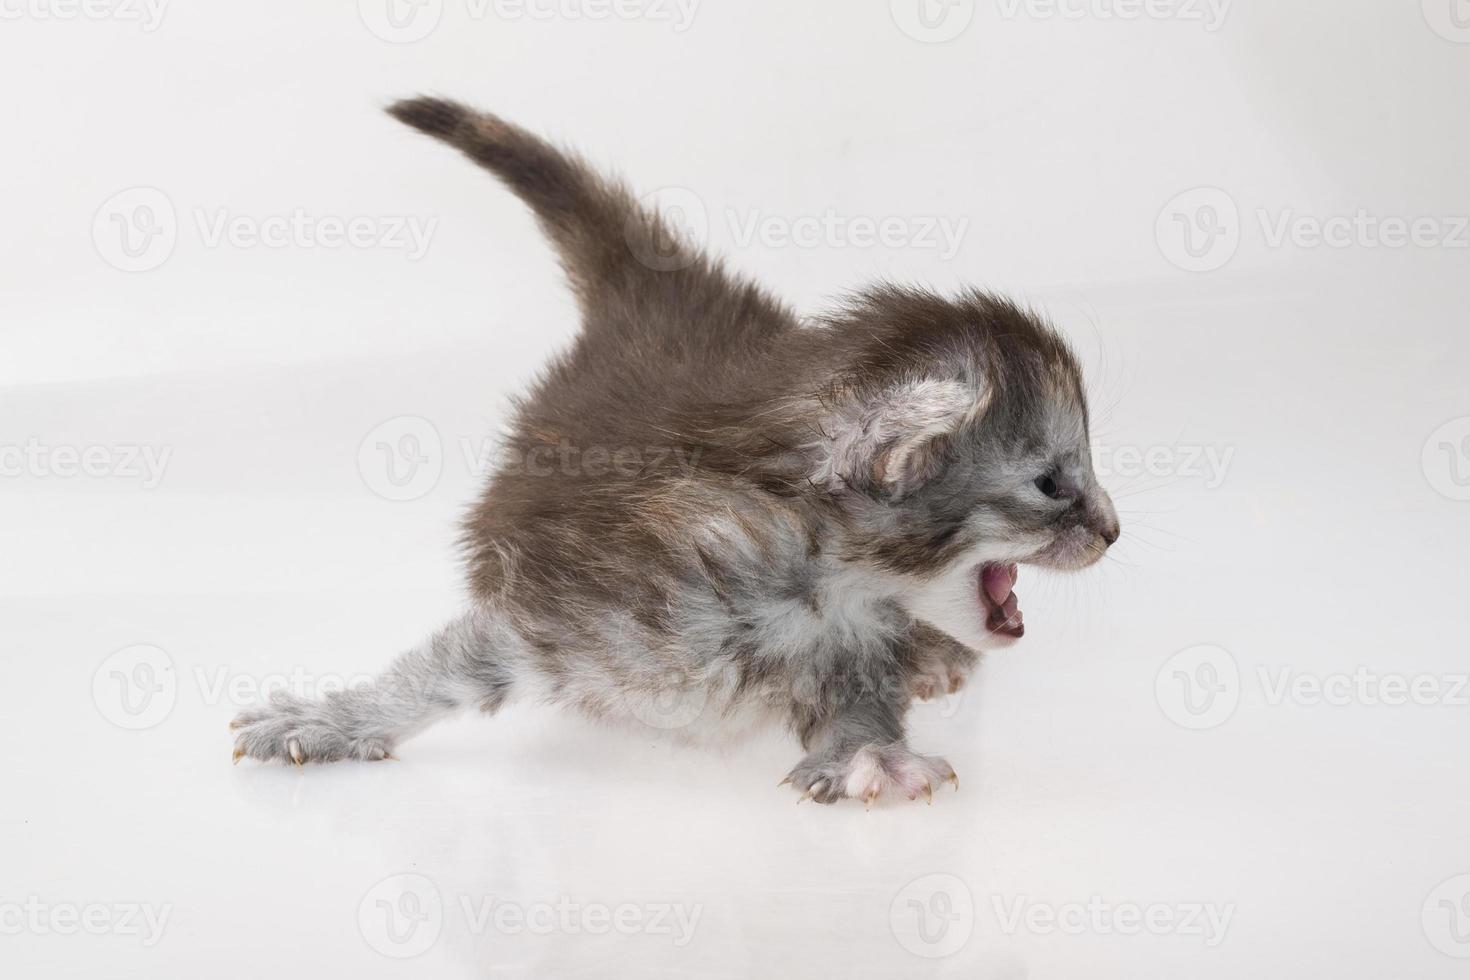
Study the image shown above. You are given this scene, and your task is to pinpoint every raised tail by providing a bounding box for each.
[387,95,795,353]
[388,96,697,298]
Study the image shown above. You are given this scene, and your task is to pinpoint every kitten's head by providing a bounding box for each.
[810,287,1118,644]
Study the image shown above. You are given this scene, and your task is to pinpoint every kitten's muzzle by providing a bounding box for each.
[1027,490,1120,570]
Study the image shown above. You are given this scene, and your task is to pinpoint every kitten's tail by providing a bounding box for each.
[387,95,701,301]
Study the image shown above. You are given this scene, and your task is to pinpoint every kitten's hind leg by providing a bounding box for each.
[230,608,516,765]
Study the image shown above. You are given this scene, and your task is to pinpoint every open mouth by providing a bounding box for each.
[979,562,1023,638]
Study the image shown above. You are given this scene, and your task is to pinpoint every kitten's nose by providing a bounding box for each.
[1085,489,1120,547]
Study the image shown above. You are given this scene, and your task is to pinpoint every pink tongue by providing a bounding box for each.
[982,563,1017,604]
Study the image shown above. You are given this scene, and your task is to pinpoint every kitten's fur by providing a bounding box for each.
[230,97,1120,805]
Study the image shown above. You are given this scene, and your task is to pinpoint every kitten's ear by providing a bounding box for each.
[814,378,988,498]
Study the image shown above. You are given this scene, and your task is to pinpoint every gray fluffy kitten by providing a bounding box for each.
[230,97,1120,806]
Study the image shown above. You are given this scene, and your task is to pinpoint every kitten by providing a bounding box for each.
[230,97,1120,806]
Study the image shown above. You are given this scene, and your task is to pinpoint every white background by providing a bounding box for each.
[3,0,1469,976]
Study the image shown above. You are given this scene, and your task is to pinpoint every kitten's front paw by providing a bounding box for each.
[905,622,978,701]
[783,744,958,807]
[230,692,393,766]
[911,662,966,701]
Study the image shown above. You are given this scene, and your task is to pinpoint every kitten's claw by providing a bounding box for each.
[229,693,395,765]
[911,661,968,703]
[783,745,956,808]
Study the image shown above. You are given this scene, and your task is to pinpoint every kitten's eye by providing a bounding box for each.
[1034,474,1063,500]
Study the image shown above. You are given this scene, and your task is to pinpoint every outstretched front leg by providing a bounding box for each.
[781,643,959,808]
